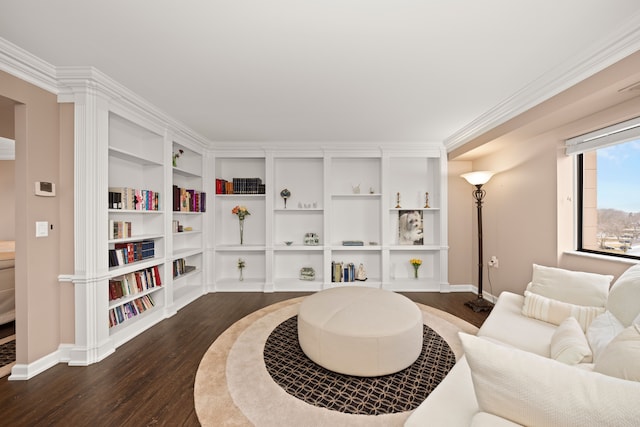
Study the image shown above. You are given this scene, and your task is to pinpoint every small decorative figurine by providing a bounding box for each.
[396,192,401,208]
[355,263,367,281]
[424,192,430,208]
[352,184,361,194]
[238,258,245,281]
[304,232,320,246]
[299,267,316,281]
[280,188,291,208]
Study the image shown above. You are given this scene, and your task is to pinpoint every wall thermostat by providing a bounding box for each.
[35,181,56,197]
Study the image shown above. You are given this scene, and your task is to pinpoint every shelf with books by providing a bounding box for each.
[108,293,162,333]
[108,233,164,244]
[329,250,381,285]
[108,262,164,331]
[169,139,206,310]
[108,266,163,308]
[108,257,164,277]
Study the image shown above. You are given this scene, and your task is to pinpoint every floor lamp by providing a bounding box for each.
[461,171,494,312]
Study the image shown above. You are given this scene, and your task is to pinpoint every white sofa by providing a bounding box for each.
[405,263,640,426]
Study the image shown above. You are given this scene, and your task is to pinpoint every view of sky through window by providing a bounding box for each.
[597,139,640,212]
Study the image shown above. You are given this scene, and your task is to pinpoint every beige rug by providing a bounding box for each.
[194,297,478,426]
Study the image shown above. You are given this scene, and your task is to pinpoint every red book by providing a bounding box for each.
[153,265,162,286]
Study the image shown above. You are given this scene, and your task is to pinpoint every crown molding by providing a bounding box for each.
[0,37,211,149]
[0,37,58,94]
[444,11,640,153]
[57,66,211,149]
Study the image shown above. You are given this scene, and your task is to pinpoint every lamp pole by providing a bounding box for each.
[460,171,495,313]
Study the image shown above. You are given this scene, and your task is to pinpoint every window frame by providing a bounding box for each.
[575,147,640,261]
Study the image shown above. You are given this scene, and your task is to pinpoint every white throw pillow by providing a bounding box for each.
[522,291,604,331]
[526,264,612,307]
[550,317,592,364]
[586,311,624,362]
[459,332,640,426]
[593,324,640,382]
[607,263,640,327]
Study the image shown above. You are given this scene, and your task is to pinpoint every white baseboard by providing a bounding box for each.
[448,284,498,303]
[8,347,63,381]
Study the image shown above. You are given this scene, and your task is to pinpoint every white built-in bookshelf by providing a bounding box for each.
[107,113,167,345]
[211,146,448,293]
[170,141,206,311]
[65,71,210,367]
[62,67,446,370]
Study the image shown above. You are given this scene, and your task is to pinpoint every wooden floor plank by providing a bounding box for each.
[0,292,488,425]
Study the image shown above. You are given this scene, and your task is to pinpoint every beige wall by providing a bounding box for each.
[448,84,640,297]
[448,133,560,295]
[447,161,474,286]
[0,70,75,364]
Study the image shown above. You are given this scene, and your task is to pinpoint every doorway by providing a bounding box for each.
[0,95,16,377]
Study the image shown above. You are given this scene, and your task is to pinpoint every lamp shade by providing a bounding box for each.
[461,171,494,186]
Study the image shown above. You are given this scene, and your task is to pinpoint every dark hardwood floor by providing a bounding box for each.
[0,292,488,426]
[0,320,15,340]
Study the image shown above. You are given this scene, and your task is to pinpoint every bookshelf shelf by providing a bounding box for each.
[109,146,163,166]
[108,286,163,310]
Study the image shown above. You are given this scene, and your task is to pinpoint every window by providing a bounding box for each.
[568,117,640,260]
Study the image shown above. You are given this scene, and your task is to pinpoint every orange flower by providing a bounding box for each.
[232,205,250,219]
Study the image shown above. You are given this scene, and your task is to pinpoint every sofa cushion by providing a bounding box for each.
[478,292,556,356]
[550,317,592,364]
[403,355,479,427]
[470,412,522,426]
[586,310,624,361]
[593,324,640,381]
[522,291,604,331]
[526,264,611,307]
[607,263,640,327]
[460,332,640,427]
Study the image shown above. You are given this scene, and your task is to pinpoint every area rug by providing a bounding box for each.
[194,297,478,426]
[0,335,16,378]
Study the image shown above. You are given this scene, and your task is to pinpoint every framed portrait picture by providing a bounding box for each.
[398,210,423,245]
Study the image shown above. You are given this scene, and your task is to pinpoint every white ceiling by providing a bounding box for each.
[1,1,640,149]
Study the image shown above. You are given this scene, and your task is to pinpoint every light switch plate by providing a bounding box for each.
[36,221,48,237]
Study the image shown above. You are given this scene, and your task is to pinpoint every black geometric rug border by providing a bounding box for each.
[263,315,455,415]
[0,337,16,369]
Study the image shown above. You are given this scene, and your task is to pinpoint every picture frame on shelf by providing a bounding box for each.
[398,210,423,245]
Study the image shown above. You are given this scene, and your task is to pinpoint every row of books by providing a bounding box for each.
[109,220,132,240]
[173,258,196,278]
[332,261,360,282]
[172,185,206,212]
[215,177,265,194]
[109,187,160,211]
[108,265,162,301]
[109,240,155,267]
[109,294,155,328]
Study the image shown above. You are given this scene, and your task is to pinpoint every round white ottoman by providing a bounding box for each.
[297,286,423,377]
